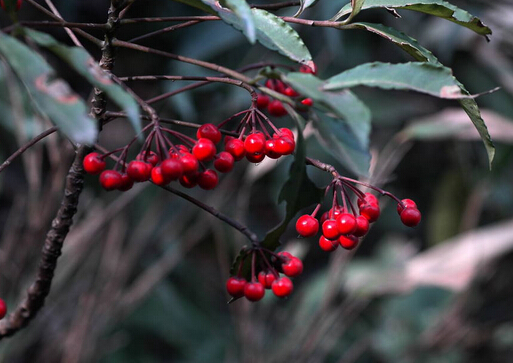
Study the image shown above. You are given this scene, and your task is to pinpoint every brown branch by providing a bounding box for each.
[0,145,91,339]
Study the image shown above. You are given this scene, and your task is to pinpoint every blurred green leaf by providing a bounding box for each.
[332,0,492,39]
[24,29,142,136]
[214,0,256,43]
[171,0,217,14]
[0,32,97,144]
[294,0,320,17]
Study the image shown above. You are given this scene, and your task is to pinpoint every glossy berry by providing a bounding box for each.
[226,277,246,298]
[284,87,299,97]
[359,203,380,223]
[353,215,370,237]
[336,213,357,235]
[83,152,106,175]
[265,139,281,159]
[274,137,295,155]
[278,128,294,140]
[127,160,152,182]
[179,153,199,175]
[198,169,218,190]
[244,282,265,302]
[225,137,246,161]
[214,152,235,173]
[0,298,6,319]
[99,170,122,191]
[137,151,159,166]
[272,277,294,298]
[397,199,417,215]
[192,138,217,162]
[179,172,199,188]
[246,152,265,163]
[151,166,171,186]
[197,123,221,144]
[256,94,270,109]
[117,173,134,191]
[322,219,340,240]
[400,207,421,227]
[161,158,183,180]
[301,98,313,107]
[319,235,338,252]
[281,257,303,277]
[268,100,288,117]
[296,214,319,237]
[358,192,379,207]
[258,271,276,289]
[244,132,266,154]
[339,235,359,250]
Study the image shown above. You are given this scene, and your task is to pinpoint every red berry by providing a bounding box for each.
[246,152,265,163]
[397,199,417,215]
[225,137,246,161]
[359,203,380,223]
[99,170,122,191]
[319,235,338,252]
[271,277,294,298]
[296,215,319,237]
[226,277,246,298]
[268,100,288,117]
[214,152,235,173]
[281,257,303,277]
[198,169,218,190]
[244,132,266,154]
[358,193,379,208]
[322,219,340,240]
[277,128,294,140]
[151,166,171,186]
[179,153,199,175]
[256,94,270,109]
[264,139,281,159]
[400,207,421,227]
[277,251,292,259]
[136,151,159,166]
[353,215,370,237]
[300,63,317,74]
[258,271,276,289]
[127,160,152,182]
[301,98,313,107]
[161,158,183,180]
[284,87,299,97]
[83,152,106,175]
[196,123,221,144]
[117,173,134,191]
[192,138,217,162]
[336,213,357,235]
[339,235,359,250]
[179,172,199,188]
[244,282,265,302]
[0,298,6,319]
[274,137,295,155]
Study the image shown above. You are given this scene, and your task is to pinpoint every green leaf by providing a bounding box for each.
[284,72,372,175]
[323,62,472,99]
[215,0,256,43]
[332,0,491,39]
[201,3,313,66]
[261,110,323,251]
[350,22,440,64]
[24,29,141,136]
[341,0,366,24]
[171,0,217,15]
[0,32,97,144]
[294,0,321,17]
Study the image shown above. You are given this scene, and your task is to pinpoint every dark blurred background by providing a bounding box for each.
[1,0,513,362]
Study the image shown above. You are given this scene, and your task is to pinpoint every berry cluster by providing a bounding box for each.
[296,175,421,252]
[0,298,6,320]
[226,250,303,302]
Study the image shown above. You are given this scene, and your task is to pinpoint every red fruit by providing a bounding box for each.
[359,203,380,223]
[358,193,379,208]
[266,79,286,94]
[0,298,6,319]
[244,282,265,302]
[336,213,357,235]
[397,199,417,215]
[226,277,246,298]
[319,235,338,252]
[268,100,288,117]
[277,251,292,259]
[127,160,152,182]
[83,152,106,175]
[322,219,340,240]
[256,94,270,109]
[320,211,330,226]
[225,137,246,161]
[300,64,317,74]
[214,152,235,173]
[161,158,183,180]
[198,169,218,190]
[264,139,281,159]
[339,235,359,250]
[296,215,319,237]
[277,128,295,140]
[179,172,199,188]
[258,271,276,289]
[272,277,294,298]
[301,98,313,107]
[196,123,221,144]
[400,207,421,227]
[246,152,265,163]
[151,166,171,186]
[192,138,217,162]
[274,137,295,155]
[179,153,199,175]
[99,170,122,191]
[244,132,266,154]
[137,151,159,166]
[353,215,370,237]
[117,173,134,191]
[282,257,303,277]
[284,87,299,97]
